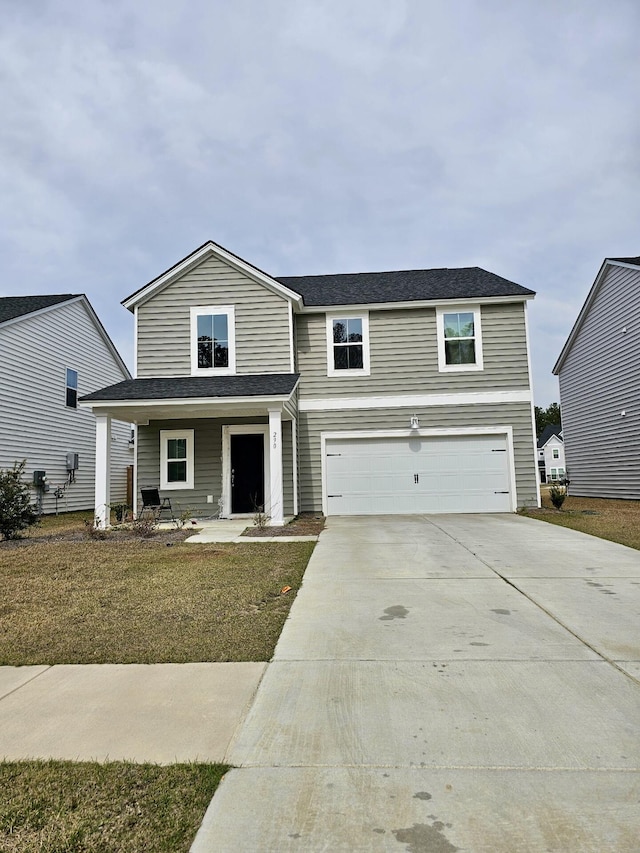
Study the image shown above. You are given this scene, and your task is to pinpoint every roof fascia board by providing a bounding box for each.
[122,242,303,311]
[79,393,293,410]
[296,293,534,313]
[553,259,624,374]
[0,296,78,330]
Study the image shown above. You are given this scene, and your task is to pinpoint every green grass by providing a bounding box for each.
[0,760,228,852]
[0,514,314,665]
[520,491,640,551]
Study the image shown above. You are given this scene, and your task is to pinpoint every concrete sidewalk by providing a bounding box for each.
[0,663,265,764]
[192,514,640,852]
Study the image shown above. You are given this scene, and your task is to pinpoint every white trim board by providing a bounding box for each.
[320,426,518,515]
[299,389,532,412]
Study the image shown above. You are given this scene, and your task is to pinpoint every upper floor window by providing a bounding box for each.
[190,306,235,375]
[436,306,483,372]
[65,368,78,408]
[326,312,370,376]
[552,447,559,459]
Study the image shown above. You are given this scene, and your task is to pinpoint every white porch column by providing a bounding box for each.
[95,414,112,529]
[268,408,284,526]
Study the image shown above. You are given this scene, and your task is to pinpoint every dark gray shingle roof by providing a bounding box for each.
[537,423,562,448]
[0,294,79,324]
[276,268,534,307]
[80,374,300,402]
[609,257,640,266]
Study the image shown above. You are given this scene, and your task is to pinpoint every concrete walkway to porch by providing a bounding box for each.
[177,518,319,544]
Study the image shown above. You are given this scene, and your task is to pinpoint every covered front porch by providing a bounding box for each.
[79,374,300,528]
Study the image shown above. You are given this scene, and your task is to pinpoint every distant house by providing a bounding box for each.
[537,424,564,483]
[80,240,540,527]
[0,294,133,513]
[553,256,640,498]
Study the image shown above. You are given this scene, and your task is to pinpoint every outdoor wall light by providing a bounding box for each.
[410,415,420,430]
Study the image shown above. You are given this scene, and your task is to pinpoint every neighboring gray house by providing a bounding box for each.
[0,294,133,513]
[554,256,640,499]
[537,424,565,483]
[80,241,539,527]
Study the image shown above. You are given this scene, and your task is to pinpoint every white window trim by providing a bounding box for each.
[190,305,236,376]
[326,311,371,377]
[436,305,484,372]
[160,429,194,490]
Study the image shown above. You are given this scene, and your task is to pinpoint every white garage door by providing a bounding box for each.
[325,434,512,515]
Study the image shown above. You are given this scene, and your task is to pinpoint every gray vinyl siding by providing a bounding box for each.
[558,264,640,499]
[137,255,291,377]
[137,417,295,518]
[0,300,132,513]
[297,402,538,513]
[296,302,530,399]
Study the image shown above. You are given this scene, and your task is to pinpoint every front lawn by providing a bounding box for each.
[520,491,640,551]
[0,761,228,853]
[0,513,314,665]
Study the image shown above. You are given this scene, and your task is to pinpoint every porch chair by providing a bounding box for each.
[139,487,175,521]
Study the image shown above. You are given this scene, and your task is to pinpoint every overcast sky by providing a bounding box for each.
[2,0,639,405]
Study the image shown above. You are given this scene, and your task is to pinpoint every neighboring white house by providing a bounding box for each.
[537,424,565,483]
[0,294,133,513]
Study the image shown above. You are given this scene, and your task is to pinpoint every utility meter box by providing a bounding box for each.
[66,453,79,471]
[33,470,47,487]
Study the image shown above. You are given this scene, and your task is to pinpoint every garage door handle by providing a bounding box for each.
[494,491,509,494]
[328,495,342,498]
[414,474,419,484]
[492,449,506,452]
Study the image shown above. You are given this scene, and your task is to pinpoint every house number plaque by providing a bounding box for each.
[273,432,277,449]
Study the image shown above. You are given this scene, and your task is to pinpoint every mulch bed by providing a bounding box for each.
[241,513,325,537]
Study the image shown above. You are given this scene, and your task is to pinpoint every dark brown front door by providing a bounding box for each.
[231,433,264,513]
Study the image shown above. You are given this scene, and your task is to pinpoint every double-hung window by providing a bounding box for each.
[552,448,559,459]
[190,306,235,375]
[65,368,78,408]
[160,429,194,490]
[436,306,483,372]
[326,313,370,376]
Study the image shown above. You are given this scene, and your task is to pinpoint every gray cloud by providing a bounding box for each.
[1,0,639,402]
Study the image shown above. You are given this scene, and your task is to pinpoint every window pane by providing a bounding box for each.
[214,343,229,367]
[198,315,213,340]
[347,344,363,369]
[333,320,347,343]
[333,346,348,369]
[167,460,187,483]
[444,312,474,339]
[198,340,213,368]
[346,318,363,341]
[66,388,77,408]
[66,368,78,389]
[213,314,228,342]
[167,438,187,460]
[445,339,476,365]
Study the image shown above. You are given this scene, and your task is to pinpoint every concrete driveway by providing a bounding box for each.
[193,514,640,852]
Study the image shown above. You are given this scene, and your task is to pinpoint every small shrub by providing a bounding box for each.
[252,508,270,529]
[0,461,39,540]
[549,484,567,509]
[83,517,108,539]
[131,514,158,537]
[110,503,130,523]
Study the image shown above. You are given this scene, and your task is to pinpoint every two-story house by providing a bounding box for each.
[536,424,565,483]
[80,241,539,527]
[0,294,133,513]
[553,256,640,499]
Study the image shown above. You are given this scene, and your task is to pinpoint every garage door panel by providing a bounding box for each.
[325,435,511,515]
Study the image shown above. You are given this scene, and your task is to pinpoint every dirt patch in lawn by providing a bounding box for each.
[520,493,640,551]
